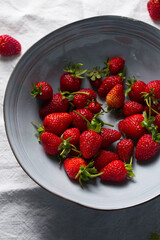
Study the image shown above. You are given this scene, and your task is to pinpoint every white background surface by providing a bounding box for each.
[1,0,160,239]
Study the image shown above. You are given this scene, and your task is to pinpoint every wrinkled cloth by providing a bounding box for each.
[1,0,160,239]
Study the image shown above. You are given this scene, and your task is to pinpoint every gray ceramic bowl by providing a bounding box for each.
[4,16,160,210]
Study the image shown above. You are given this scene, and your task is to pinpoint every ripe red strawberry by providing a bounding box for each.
[155,114,160,132]
[107,57,125,75]
[80,130,102,159]
[70,108,93,132]
[145,80,160,100]
[62,128,80,146]
[41,132,62,155]
[126,78,146,104]
[72,88,97,109]
[0,35,21,56]
[87,66,103,89]
[98,75,123,98]
[123,101,143,117]
[94,150,119,171]
[88,102,102,114]
[60,63,87,92]
[106,84,125,109]
[117,139,134,162]
[144,101,160,116]
[43,113,72,136]
[147,0,160,21]
[99,160,135,182]
[30,81,53,100]
[135,134,159,161]
[100,128,121,148]
[118,114,147,139]
[39,93,69,118]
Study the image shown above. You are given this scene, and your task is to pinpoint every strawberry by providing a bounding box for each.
[107,57,125,75]
[41,132,62,155]
[62,128,80,146]
[88,102,102,114]
[70,108,93,132]
[100,128,121,148]
[0,35,21,56]
[30,81,53,100]
[63,158,101,185]
[123,101,143,117]
[118,114,147,139]
[43,113,72,136]
[99,159,135,182]
[39,93,69,118]
[72,88,97,109]
[145,80,160,101]
[155,114,160,132]
[135,134,159,161]
[147,0,160,21]
[125,77,146,104]
[117,139,134,162]
[144,101,160,116]
[98,75,123,98]
[87,66,103,89]
[60,63,87,92]
[106,84,125,109]
[80,130,102,159]
[94,150,119,171]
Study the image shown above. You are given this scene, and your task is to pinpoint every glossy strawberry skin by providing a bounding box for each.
[63,128,80,146]
[135,134,159,161]
[80,130,102,159]
[98,75,123,98]
[70,108,93,132]
[72,88,97,109]
[33,81,53,100]
[0,35,21,56]
[90,78,102,89]
[99,160,127,182]
[117,139,134,162]
[60,73,81,92]
[107,57,125,75]
[63,157,87,180]
[88,102,101,114]
[43,113,72,136]
[100,128,121,148]
[128,81,146,104]
[94,150,119,171]
[118,114,146,139]
[145,80,160,100]
[123,101,143,117]
[147,0,160,21]
[155,114,160,132]
[39,93,69,118]
[106,84,125,109]
[41,132,62,155]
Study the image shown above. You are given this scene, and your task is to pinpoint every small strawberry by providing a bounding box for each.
[0,35,21,56]
[144,80,160,101]
[39,93,69,118]
[117,139,134,162]
[100,128,121,148]
[94,150,119,171]
[155,114,160,132]
[80,130,102,159]
[135,134,159,161]
[88,101,102,114]
[70,108,93,132]
[99,159,135,182]
[125,77,146,104]
[106,84,125,109]
[60,63,87,92]
[62,128,80,146]
[63,158,102,186]
[41,132,62,155]
[30,81,53,100]
[87,66,103,89]
[123,101,143,117]
[106,57,125,75]
[147,0,160,21]
[72,88,97,109]
[98,75,123,98]
[43,112,72,136]
[118,114,147,139]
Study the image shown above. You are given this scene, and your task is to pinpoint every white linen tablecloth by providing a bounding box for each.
[1,0,160,239]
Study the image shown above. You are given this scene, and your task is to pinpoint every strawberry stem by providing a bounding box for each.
[31,121,44,141]
[63,62,87,78]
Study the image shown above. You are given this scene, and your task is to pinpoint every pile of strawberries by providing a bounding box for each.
[31,57,160,187]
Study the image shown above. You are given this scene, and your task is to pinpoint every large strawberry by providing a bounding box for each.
[100,128,121,148]
[118,114,146,139]
[147,0,160,21]
[98,75,123,98]
[60,63,87,92]
[94,150,119,171]
[43,112,72,136]
[117,139,134,162]
[99,159,135,182]
[123,101,143,117]
[135,134,159,161]
[106,84,125,109]
[0,35,21,56]
[106,57,125,75]
[80,130,102,159]
[72,88,97,109]
[41,132,62,155]
[30,81,53,100]
[144,80,160,101]
[39,93,69,118]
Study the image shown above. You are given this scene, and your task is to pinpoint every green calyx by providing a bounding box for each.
[75,161,103,187]
[118,68,126,81]
[125,157,135,179]
[64,62,87,78]
[142,88,158,106]
[31,121,44,141]
[73,110,114,133]
[87,66,104,81]
[125,76,137,97]
[59,89,90,102]
[30,84,42,98]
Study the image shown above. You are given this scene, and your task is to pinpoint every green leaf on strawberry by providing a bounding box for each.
[64,62,87,78]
